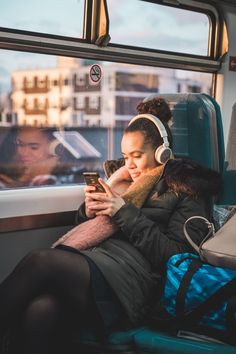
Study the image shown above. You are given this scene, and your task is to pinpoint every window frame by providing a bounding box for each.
[0,0,225,73]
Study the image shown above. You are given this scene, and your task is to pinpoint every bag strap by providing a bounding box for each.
[183,216,215,253]
[226,295,236,336]
[152,258,236,344]
[183,276,236,323]
[174,257,236,326]
[150,279,236,344]
[161,274,236,345]
[183,283,236,343]
[176,259,202,316]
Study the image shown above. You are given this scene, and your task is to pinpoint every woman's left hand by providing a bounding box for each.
[87,178,125,217]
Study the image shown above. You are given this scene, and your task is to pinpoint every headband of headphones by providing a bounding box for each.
[128,113,170,148]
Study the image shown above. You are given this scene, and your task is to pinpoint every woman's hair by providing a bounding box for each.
[17,126,55,142]
[137,97,172,124]
[124,97,173,149]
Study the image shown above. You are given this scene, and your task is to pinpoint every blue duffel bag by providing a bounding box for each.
[159,253,236,345]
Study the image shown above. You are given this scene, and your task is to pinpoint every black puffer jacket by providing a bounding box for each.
[77,158,221,324]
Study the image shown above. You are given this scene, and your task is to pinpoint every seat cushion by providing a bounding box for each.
[134,328,236,354]
[72,327,145,354]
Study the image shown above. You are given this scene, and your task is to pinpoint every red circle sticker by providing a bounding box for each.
[90,64,102,83]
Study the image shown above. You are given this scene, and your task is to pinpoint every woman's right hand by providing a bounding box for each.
[0,173,22,188]
[84,185,103,218]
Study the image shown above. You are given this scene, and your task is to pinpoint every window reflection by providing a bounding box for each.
[0,51,212,189]
[0,126,103,188]
[0,127,59,187]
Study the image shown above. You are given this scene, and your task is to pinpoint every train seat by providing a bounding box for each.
[73,326,236,354]
[159,93,225,173]
[219,102,236,204]
[134,328,236,354]
[72,326,144,354]
[72,93,229,354]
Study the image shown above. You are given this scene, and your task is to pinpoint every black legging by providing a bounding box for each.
[0,248,101,354]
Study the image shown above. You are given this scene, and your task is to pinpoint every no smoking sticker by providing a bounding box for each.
[90,64,102,83]
[229,56,236,72]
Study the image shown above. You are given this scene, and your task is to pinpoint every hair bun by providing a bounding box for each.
[136,97,172,126]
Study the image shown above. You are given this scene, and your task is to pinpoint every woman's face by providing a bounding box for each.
[121,131,158,181]
[16,128,51,166]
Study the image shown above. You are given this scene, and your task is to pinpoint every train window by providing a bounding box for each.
[107,0,210,56]
[0,0,84,38]
[0,49,212,190]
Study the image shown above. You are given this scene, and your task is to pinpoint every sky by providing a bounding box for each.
[107,0,209,54]
[0,0,210,93]
[0,0,84,36]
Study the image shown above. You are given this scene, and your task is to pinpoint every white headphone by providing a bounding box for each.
[49,139,64,157]
[128,113,172,164]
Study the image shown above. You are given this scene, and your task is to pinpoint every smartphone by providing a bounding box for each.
[83,172,106,193]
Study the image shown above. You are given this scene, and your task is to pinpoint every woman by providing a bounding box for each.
[0,126,59,188]
[0,98,221,354]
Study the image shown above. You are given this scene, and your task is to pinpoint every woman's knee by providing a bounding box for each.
[22,295,68,354]
[21,248,55,272]
[23,294,61,330]
[23,248,52,266]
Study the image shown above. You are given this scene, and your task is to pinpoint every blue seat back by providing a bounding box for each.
[158,93,225,173]
[219,102,236,204]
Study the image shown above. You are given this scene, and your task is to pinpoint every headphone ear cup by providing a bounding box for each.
[49,139,64,157]
[155,145,172,164]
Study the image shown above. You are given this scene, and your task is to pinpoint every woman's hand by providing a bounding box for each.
[107,165,131,185]
[0,174,20,188]
[86,179,125,217]
[107,165,132,195]
[84,184,100,218]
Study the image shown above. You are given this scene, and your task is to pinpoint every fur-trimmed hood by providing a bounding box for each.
[104,157,222,199]
[164,158,222,197]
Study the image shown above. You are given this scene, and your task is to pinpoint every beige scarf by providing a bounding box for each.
[52,165,164,250]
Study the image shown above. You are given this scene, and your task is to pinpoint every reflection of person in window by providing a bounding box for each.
[0,127,58,188]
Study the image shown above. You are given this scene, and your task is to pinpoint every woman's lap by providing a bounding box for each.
[55,245,126,334]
